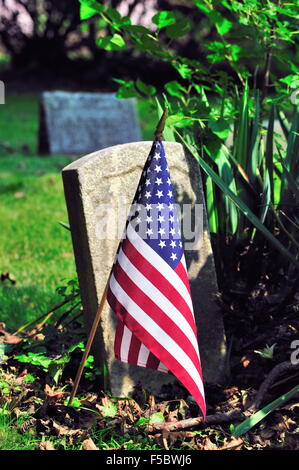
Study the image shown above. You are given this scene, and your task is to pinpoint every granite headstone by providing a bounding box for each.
[62,141,227,397]
[39,91,141,155]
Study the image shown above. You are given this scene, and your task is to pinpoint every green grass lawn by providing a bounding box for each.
[0,94,155,331]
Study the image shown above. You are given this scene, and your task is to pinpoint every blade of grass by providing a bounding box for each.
[286,108,299,173]
[176,130,299,270]
[265,102,275,200]
[276,148,299,203]
[277,109,290,141]
[205,175,219,233]
[204,144,238,234]
[234,81,249,170]
[259,169,271,224]
[233,384,299,438]
[248,90,260,182]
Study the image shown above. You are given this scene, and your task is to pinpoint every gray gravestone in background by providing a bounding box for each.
[62,142,227,397]
[38,91,141,155]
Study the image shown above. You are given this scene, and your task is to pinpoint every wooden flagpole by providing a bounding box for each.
[68,109,169,406]
[155,107,168,141]
[68,278,109,405]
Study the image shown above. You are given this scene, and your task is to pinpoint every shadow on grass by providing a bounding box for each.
[0,284,65,331]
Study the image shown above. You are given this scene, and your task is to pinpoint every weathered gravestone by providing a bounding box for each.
[38,91,141,155]
[62,142,227,397]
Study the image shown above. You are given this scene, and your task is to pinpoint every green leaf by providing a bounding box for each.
[132,35,159,53]
[121,24,151,35]
[279,74,299,88]
[80,4,98,20]
[14,352,52,371]
[79,0,104,20]
[192,1,210,14]
[23,373,36,384]
[136,79,156,96]
[230,44,241,61]
[164,80,187,98]
[234,385,299,438]
[116,81,138,99]
[167,113,193,128]
[84,354,94,368]
[177,131,299,270]
[68,341,85,353]
[173,63,193,79]
[106,6,122,24]
[206,41,225,53]
[99,400,118,418]
[216,17,233,35]
[106,8,131,29]
[206,41,226,63]
[149,412,165,424]
[152,11,176,28]
[65,396,81,408]
[208,118,230,140]
[166,19,191,39]
[135,417,150,426]
[209,11,233,35]
[96,33,126,51]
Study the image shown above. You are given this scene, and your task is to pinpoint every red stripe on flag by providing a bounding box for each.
[112,259,202,373]
[128,333,142,364]
[108,288,206,416]
[114,320,124,360]
[122,239,196,334]
[174,261,191,294]
[146,352,160,370]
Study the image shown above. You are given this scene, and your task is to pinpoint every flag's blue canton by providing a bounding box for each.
[130,141,183,269]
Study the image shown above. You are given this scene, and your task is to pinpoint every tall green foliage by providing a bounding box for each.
[77,0,299,286]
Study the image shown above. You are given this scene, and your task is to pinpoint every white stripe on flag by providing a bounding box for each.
[110,274,205,399]
[120,325,132,362]
[181,255,188,271]
[127,223,194,315]
[117,248,200,356]
[157,362,169,373]
[137,343,150,367]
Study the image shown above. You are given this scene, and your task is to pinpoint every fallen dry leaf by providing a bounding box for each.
[44,384,66,401]
[61,252,73,258]
[116,399,142,423]
[219,437,243,450]
[38,441,55,450]
[82,438,98,450]
[14,192,25,199]
[52,421,82,437]
[19,418,37,434]
[0,328,22,344]
[197,437,218,451]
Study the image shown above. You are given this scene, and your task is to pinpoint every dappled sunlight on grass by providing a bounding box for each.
[0,165,76,329]
[0,94,155,330]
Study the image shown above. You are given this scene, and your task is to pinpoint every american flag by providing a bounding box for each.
[107,140,206,416]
